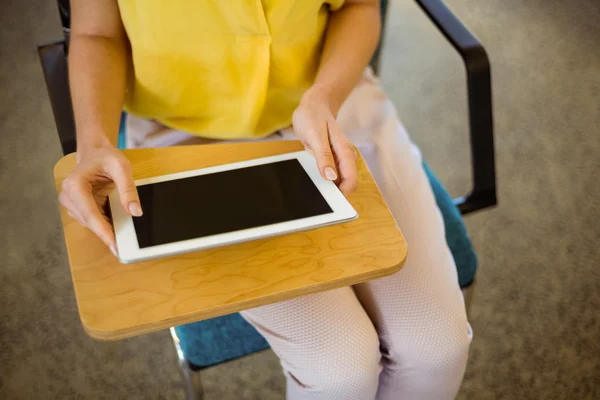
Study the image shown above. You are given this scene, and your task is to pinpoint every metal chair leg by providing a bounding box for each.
[461,281,476,316]
[170,327,205,400]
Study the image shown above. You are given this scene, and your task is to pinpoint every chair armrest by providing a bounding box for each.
[38,40,76,156]
[370,0,389,74]
[414,0,497,214]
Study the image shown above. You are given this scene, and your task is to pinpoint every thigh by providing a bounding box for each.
[240,287,381,393]
[336,70,470,361]
[124,114,215,148]
[124,114,286,148]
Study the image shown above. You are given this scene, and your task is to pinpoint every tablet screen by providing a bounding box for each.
[133,159,333,248]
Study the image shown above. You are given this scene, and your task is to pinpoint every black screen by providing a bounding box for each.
[133,159,333,248]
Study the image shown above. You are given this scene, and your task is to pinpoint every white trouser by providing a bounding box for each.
[126,70,472,400]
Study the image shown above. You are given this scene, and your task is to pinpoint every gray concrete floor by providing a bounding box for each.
[1,0,599,399]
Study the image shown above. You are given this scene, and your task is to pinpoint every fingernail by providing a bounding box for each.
[325,167,337,181]
[110,245,118,257]
[129,202,143,217]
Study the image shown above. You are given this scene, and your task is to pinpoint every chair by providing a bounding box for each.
[39,1,496,398]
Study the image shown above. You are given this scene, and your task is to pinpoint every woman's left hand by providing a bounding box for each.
[292,88,358,196]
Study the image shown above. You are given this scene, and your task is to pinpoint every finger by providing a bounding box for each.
[63,177,117,255]
[59,191,85,225]
[105,158,142,217]
[304,122,337,181]
[68,210,80,222]
[328,121,358,196]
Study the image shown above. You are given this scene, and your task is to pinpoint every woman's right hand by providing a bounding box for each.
[59,145,142,256]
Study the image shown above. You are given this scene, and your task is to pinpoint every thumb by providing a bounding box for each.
[105,159,142,216]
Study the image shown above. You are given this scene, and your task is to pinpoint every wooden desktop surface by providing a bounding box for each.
[54,141,407,340]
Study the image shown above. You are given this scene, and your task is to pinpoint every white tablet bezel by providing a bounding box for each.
[110,151,358,263]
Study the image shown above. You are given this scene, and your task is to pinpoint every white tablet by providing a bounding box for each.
[109,151,358,263]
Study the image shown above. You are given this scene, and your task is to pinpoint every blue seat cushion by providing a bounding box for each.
[422,163,478,288]
[117,115,477,368]
[175,314,269,368]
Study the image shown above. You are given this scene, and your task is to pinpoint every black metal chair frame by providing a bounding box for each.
[39,1,497,398]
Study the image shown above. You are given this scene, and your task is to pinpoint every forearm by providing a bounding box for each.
[308,0,381,115]
[69,34,128,153]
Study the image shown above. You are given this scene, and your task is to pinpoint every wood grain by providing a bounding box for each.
[54,141,407,340]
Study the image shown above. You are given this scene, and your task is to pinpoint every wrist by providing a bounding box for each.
[76,135,115,163]
[302,84,341,116]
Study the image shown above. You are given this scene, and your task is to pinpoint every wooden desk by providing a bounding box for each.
[54,141,407,340]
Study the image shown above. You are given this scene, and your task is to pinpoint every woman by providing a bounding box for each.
[59,1,472,398]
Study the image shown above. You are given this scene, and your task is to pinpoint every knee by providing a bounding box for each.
[389,318,472,377]
[287,325,382,398]
[423,327,471,376]
[319,349,381,397]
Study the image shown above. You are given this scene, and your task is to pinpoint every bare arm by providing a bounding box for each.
[69,0,129,155]
[293,0,381,194]
[310,0,381,115]
[60,0,140,255]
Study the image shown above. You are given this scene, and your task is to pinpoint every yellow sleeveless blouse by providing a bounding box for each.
[117,0,344,139]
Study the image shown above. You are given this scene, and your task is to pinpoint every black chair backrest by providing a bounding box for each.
[58,0,70,39]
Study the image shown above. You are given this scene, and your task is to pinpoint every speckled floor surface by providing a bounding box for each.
[1,0,598,399]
